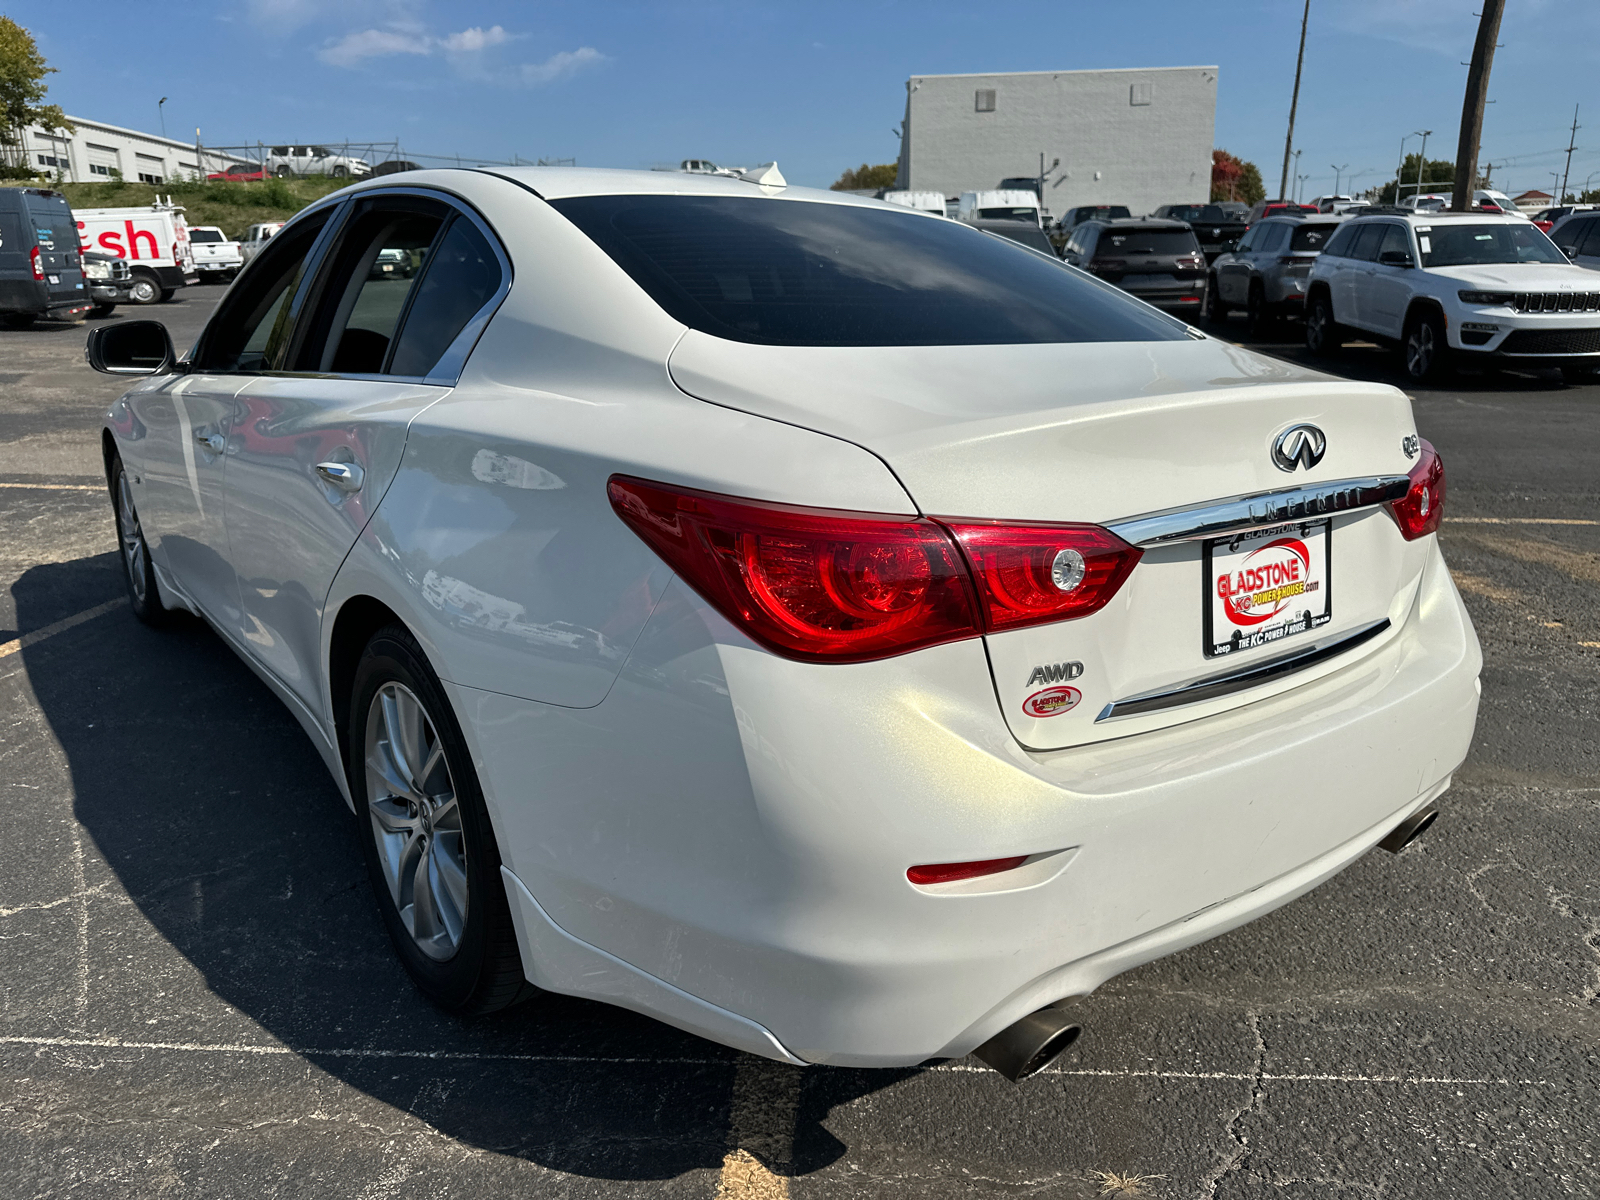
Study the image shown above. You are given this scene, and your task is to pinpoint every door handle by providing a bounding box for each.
[194,431,225,453]
[315,461,365,492]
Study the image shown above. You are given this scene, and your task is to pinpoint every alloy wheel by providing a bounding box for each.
[1406,322,1435,378]
[129,277,158,305]
[364,682,469,961]
[1306,303,1327,351]
[115,468,147,605]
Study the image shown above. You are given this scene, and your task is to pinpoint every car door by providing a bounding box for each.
[223,191,508,715]
[1364,222,1418,336]
[1334,223,1385,331]
[138,208,339,624]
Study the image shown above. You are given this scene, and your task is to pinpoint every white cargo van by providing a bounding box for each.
[881,190,947,216]
[957,190,1043,227]
[73,201,197,304]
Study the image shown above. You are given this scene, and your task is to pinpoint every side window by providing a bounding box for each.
[292,199,448,375]
[1578,219,1600,257]
[1259,223,1289,253]
[1376,223,1413,262]
[1235,226,1257,253]
[1348,223,1387,262]
[193,212,331,372]
[387,217,503,377]
[1321,223,1356,258]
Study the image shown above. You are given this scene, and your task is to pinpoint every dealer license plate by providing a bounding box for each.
[1204,520,1332,658]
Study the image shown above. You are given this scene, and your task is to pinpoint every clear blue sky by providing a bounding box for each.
[12,0,1600,198]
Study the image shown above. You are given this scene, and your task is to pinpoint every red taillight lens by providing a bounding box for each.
[30,246,43,281]
[1387,439,1446,540]
[607,476,980,662]
[608,477,1144,661]
[942,522,1142,631]
[907,856,1028,885]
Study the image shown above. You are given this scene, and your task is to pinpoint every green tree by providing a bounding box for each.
[1211,149,1265,205]
[1379,154,1455,204]
[831,163,899,191]
[0,17,72,174]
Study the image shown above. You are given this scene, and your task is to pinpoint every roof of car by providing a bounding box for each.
[1348,208,1526,223]
[478,165,875,206]
[1090,217,1192,230]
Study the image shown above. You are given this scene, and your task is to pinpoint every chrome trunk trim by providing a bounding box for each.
[1107,476,1410,548]
[1096,619,1392,722]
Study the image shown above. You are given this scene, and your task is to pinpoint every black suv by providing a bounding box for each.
[1061,218,1208,315]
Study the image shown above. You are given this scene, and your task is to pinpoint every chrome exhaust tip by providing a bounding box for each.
[1378,806,1439,855]
[971,1004,1083,1082]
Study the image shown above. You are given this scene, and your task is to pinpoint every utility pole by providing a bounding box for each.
[1451,0,1504,211]
[1292,149,1303,200]
[1278,0,1312,201]
[1560,104,1579,202]
[1332,163,1349,195]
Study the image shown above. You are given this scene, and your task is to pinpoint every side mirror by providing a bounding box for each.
[86,320,177,376]
[1378,250,1415,268]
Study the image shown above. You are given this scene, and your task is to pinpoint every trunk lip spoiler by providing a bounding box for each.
[1106,474,1411,548]
[1096,618,1392,722]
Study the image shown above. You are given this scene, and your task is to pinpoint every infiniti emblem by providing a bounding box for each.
[1271,424,1327,473]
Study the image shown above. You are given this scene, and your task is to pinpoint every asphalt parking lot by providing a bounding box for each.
[1,287,1597,1199]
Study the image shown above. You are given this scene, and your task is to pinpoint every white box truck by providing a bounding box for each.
[72,201,198,304]
[881,190,947,216]
[956,190,1044,227]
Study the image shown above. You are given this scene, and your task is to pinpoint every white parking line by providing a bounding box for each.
[0,482,103,492]
[0,599,123,660]
[0,1035,1552,1087]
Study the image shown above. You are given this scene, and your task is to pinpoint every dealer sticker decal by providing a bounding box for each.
[1205,521,1332,657]
[1022,685,1082,718]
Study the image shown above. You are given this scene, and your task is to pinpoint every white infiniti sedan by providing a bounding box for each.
[89,168,1480,1081]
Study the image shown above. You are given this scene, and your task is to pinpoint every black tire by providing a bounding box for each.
[1246,281,1274,337]
[332,165,349,178]
[1305,291,1343,356]
[1561,363,1594,385]
[128,274,160,305]
[274,165,293,178]
[111,456,167,627]
[158,288,176,303]
[90,303,116,318]
[1201,276,1226,325]
[3,312,36,329]
[1402,308,1449,382]
[349,624,539,1016]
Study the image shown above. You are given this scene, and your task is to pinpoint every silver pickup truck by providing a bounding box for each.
[188,226,243,281]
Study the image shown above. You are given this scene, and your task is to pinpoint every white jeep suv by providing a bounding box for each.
[1304,209,1600,382]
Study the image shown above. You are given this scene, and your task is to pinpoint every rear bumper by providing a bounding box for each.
[460,539,1480,1067]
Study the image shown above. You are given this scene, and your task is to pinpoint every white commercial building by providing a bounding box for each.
[15,116,244,185]
[896,66,1218,218]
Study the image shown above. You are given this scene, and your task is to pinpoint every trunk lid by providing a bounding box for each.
[669,333,1430,749]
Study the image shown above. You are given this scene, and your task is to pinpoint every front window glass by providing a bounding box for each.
[1166,205,1228,223]
[1348,223,1387,262]
[552,195,1186,347]
[1418,222,1567,267]
[1376,223,1413,261]
[1578,221,1600,258]
[194,213,330,371]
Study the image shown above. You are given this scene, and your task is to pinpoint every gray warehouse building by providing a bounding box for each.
[897,66,1218,217]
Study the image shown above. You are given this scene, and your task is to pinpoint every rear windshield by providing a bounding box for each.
[1418,222,1568,267]
[190,229,225,243]
[551,195,1187,347]
[1076,206,1131,221]
[1094,229,1199,256]
[1290,225,1339,252]
[977,206,1039,221]
[1166,205,1229,223]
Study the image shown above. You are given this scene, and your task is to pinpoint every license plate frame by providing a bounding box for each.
[1203,520,1332,659]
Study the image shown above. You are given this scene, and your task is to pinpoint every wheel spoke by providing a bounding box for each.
[410,841,442,943]
[365,737,413,803]
[368,795,418,837]
[417,740,446,796]
[430,840,469,940]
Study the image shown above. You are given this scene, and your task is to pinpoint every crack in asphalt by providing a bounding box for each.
[1197,1011,1267,1199]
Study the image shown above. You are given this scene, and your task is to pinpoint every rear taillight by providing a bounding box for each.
[30,246,43,281]
[942,521,1142,631]
[1387,440,1445,540]
[907,856,1028,885]
[608,477,978,662]
[608,477,1142,662]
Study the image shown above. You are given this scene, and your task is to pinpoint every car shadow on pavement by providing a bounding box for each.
[14,551,919,1181]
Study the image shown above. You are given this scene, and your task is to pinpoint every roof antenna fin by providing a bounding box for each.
[739,162,786,188]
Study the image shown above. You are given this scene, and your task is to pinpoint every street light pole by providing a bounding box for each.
[158,96,168,141]
[1332,162,1349,195]
[1413,129,1432,202]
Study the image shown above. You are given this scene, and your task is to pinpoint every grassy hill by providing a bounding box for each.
[3,176,347,239]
